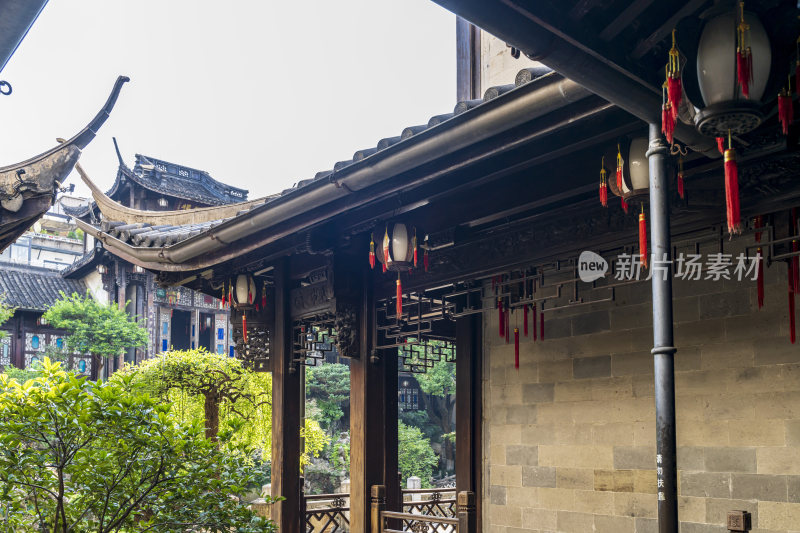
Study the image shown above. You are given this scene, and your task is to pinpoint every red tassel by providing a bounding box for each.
[532,303,537,341]
[616,145,623,192]
[396,276,403,317]
[666,30,682,121]
[790,265,796,344]
[242,313,248,344]
[498,299,504,337]
[369,235,375,269]
[599,181,608,207]
[639,209,648,268]
[382,263,387,273]
[255,302,260,311]
[677,172,685,200]
[724,148,741,235]
[757,247,764,309]
[523,304,529,336]
[737,49,751,99]
[221,282,226,307]
[736,6,752,100]
[412,230,418,268]
[514,328,519,370]
[716,137,725,155]
[793,241,799,294]
[779,91,793,135]
[661,103,674,145]
[754,215,763,243]
[248,288,253,305]
[667,77,682,121]
[621,197,629,214]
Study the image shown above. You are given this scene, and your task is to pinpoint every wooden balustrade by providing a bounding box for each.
[370,485,475,533]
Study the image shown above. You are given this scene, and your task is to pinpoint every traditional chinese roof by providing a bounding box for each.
[79,67,607,271]
[0,76,128,253]
[0,264,86,311]
[127,154,248,206]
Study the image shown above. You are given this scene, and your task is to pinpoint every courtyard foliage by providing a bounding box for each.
[0,358,275,532]
[42,292,148,378]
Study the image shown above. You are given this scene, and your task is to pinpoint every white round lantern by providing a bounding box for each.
[378,223,415,271]
[627,137,650,193]
[694,7,771,135]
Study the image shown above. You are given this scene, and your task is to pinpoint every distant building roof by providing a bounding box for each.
[130,154,248,206]
[64,153,249,220]
[0,264,86,311]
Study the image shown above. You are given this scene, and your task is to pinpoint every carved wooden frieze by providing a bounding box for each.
[290,266,334,318]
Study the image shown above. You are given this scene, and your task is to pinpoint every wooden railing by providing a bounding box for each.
[371,485,476,533]
[401,488,457,529]
[302,492,350,532]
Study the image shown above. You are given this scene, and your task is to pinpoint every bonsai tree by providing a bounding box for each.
[42,292,147,378]
[124,349,327,464]
[0,358,276,532]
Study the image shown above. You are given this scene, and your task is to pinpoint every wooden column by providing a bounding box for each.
[350,270,400,533]
[456,313,482,531]
[271,259,302,533]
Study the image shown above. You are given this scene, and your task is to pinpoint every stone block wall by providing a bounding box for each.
[483,236,800,532]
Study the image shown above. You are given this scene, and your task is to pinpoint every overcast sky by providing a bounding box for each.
[0,0,456,200]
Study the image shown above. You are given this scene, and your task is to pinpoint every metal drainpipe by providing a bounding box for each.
[647,122,678,533]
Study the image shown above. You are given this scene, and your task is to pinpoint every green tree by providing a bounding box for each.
[398,421,438,487]
[0,298,13,340]
[43,292,148,378]
[0,358,276,532]
[306,363,350,432]
[403,340,457,477]
[122,349,327,462]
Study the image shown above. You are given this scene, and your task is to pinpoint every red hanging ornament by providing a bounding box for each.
[716,137,725,155]
[532,303,537,341]
[396,275,403,317]
[248,283,253,305]
[514,328,519,370]
[661,99,674,146]
[666,29,682,121]
[723,134,742,235]
[639,206,648,269]
[599,156,608,207]
[412,229,418,268]
[736,2,752,99]
[242,312,248,344]
[221,280,226,307]
[229,279,234,307]
[757,247,765,309]
[677,156,685,200]
[793,240,799,294]
[523,304,529,337]
[616,144,624,192]
[369,233,375,269]
[754,215,764,243]
[779,87,793,135]
[789,265,796,344]
[621,196,629,214]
